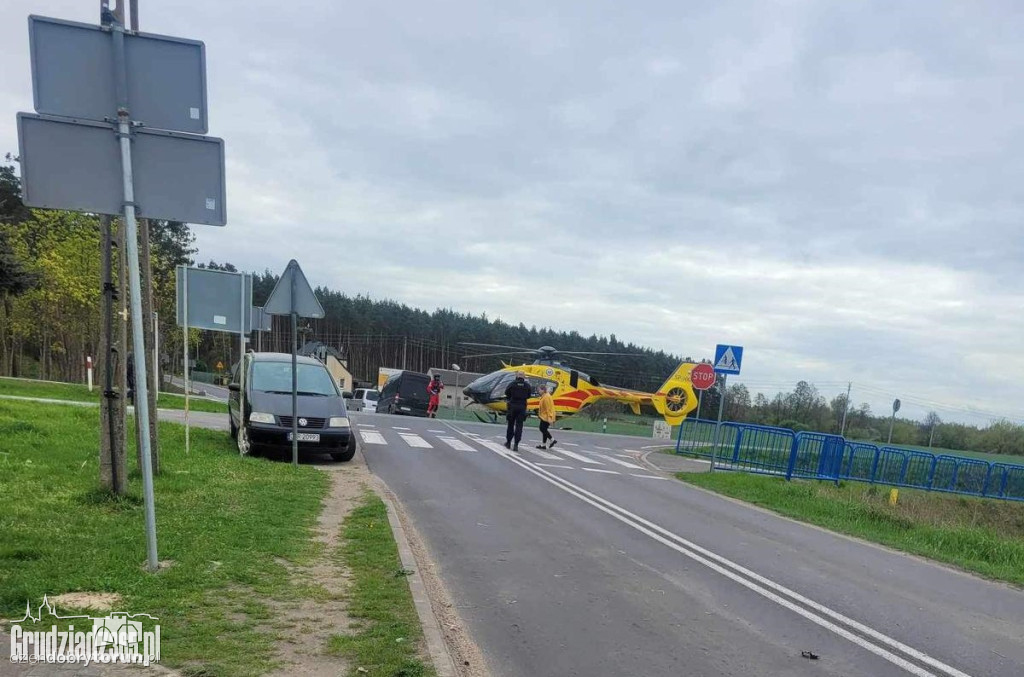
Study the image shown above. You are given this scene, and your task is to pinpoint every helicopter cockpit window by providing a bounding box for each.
[526,377,559,397]
[489,372,517,399]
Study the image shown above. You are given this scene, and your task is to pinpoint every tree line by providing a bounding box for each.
[2,156,1022,457]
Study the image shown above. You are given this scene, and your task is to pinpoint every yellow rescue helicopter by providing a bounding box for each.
[459,344,699,426]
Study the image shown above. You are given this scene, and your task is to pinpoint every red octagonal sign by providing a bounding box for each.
[691,363,716,391]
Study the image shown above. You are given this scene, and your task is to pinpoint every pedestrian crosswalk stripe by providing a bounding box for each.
[429,429,445,433]
[359,431,387,445]
[601,456,645,470]
[399,433,432,448]
[392,426,412,431]
[525,446,561,460]
[536,463,573,470]
[357,424,376,428]
[438,437,477,452]
[557,449,603,465]
[582,468,619,475]
[561,442,579,447]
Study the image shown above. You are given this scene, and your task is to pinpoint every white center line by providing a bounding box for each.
[557,449,603,464]
[582,468,619,475]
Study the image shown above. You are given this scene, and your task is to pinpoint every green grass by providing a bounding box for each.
[0,376,225,413]
[0,398,330,676]
[676,472,1024,587]
[327,494,434,677]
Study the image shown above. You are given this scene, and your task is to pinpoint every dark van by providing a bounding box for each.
[377,370,431,416]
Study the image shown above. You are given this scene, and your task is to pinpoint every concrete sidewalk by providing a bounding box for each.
[640,448,712,475]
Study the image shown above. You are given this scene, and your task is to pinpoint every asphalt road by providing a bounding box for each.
[353,412,1024,677]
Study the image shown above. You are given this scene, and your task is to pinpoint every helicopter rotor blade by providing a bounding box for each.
[460,351,537,360]
[459,342,536,352]
[560,351,640,357]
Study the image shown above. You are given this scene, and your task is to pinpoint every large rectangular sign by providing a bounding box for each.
[29,15,208,134]
[18,113,226,226]
[176,267,252,334]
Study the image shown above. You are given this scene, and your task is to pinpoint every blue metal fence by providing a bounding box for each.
[675,419,1024,502]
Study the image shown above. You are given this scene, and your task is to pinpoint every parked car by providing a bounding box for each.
[348,388,380,413]
[227,352,357,462]
[377,370,430,416]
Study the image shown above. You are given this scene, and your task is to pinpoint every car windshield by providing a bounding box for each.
[250,361,338,396]
[365,391,380,401]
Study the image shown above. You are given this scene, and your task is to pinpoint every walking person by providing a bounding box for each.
[426,374,444,418]
[504,371,532,451]
[536,384,557,449]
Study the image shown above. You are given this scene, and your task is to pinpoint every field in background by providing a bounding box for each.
[0,376,225,413]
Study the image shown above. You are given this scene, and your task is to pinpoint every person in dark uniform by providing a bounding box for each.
[504,371,532,451]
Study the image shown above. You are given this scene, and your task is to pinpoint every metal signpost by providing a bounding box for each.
[251,306,272,352]
[709,344,744,471]
[16,6,226,571]
[451,363,462,420]
[263,261,326,466]
[888,398,901,445]
[175,267,252,454]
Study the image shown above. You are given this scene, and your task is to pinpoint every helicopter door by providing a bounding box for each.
[569,370,579,388]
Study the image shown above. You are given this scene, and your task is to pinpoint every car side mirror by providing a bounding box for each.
[228,383,240,392]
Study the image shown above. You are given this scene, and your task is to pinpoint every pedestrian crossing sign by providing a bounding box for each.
[713,344,743,375]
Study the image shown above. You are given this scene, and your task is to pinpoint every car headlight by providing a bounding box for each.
[328,416,350,428]
[249,412,275,424]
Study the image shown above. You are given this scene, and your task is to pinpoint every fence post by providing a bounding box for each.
[950,460,960,492]
[898,451,909,486]
[785,433,800,481]
[675,418,685,455]
[926,457,938,490]
[869,447,880,484]
[732,425,743,464]
[981,463,994,497]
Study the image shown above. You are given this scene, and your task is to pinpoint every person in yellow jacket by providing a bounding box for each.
[536,385,557,450]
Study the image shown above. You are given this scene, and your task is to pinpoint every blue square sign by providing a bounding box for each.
[713,344,743,375]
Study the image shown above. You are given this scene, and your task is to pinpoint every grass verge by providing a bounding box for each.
[0,375,225,413]
[327,494,435,677]
[0,398,329,676]
[676,471,1024,587]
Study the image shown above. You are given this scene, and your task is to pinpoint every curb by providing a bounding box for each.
[373,479,459,677]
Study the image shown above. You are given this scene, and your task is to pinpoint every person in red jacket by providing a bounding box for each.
[426,374,444,418]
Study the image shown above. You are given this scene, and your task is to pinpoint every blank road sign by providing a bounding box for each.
[176,267,252,334]
[18,113,226,226]
[29,15,207,134]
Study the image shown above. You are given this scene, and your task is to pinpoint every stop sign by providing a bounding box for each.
[691,363,716,391]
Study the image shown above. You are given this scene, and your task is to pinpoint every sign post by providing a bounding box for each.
[709,345,744,472]
[684,362,716,450]
[887,398,901,445]
[263,260,326,467]
[16,7,226,573]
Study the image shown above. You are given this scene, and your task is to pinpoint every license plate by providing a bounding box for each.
[400,406,411,412]
[287,432,320,443]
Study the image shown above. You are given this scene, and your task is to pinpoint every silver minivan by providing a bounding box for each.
[349,388,380,413]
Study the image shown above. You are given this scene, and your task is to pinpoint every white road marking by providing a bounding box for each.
[600,456,646,470]
[438,437,477,452]
[429,429,446,433]
[479,446,967,677]
[594,446,612,451]
[561,442,580,447]
[357,424,376,428]
[399,433,432,449]
[359,431,387,445]
[630,474,669,480]
[525,446,561,460]
[535,463,574,470]
[557,449,603,465]
[582,468,619,475]
[392,426,412,431]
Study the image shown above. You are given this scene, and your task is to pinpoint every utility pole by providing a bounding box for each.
[402,336,408,370]
[839,381,851,437]
[98,213,126,495]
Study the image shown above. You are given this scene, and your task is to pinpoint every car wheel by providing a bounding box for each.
[229,412,238,439]
[331,446,356,462]
[237,425,253,456]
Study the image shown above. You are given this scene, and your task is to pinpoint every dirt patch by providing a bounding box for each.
[263,453,373,677]
[50,591,122,612]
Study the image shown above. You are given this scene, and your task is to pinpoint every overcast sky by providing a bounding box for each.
[3,0,1023,426]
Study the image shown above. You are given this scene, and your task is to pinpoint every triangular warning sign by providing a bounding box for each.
[716,347,738,372]
[263,260,325,318]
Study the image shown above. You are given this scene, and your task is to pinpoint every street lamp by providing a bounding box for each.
[451,363,461,420]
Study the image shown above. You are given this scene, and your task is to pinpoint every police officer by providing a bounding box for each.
[504,371,532,451]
